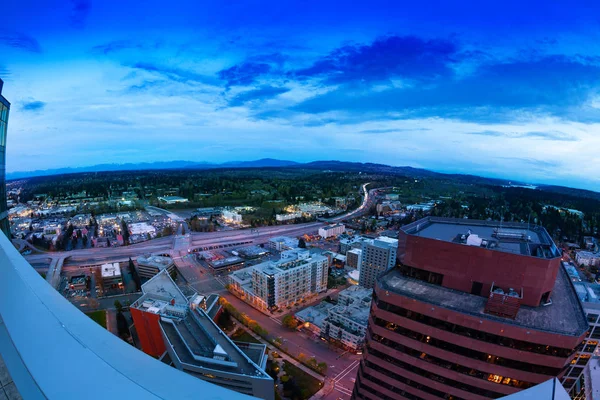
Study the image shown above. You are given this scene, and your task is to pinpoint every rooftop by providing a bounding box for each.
[295,302,336,328]
[402,217,560,259]
[137,255,174,270]
[160,307,269,379]
[101,262,121,278]
[137,270,188,306]
[330,304,370,326]
[379,264,588,337]
[338,285,373,306]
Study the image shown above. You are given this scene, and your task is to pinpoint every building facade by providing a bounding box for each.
[352,217,590,400]
[229,249,328,312]
[319,223,345,239]
[575,250,600,267]
[0,79,9,237]
[346,248,362,270]
[131,270,273,400]
[136,255,176,279]
[358,236,398,289]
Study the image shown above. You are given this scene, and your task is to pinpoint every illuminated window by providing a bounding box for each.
[488,374,503,383]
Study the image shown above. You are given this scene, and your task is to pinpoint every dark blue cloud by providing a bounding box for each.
[91,40,161,55]
[0,32,42,53]
[130,62,217,85]
[218,62,272,87]
[21,100,46,112]
[294,35,462,83]
[70,0,91,29]
[293,54,600,122]
[228,85,289,107]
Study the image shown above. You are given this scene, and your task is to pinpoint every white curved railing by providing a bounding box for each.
[0,232,255,400]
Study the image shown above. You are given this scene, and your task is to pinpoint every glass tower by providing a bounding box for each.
[0,78,9,237]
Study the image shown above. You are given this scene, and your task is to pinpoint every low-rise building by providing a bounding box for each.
[136,255,176,279]
[130,271,273,399]
[275,212,302,222]
[318,223,345,239]
[157,196,188,204]
[129,222,157,236]
[320,286,373,351]
[267,236,298,251]
[228,248,328,312]
[222,209,242,224]
[295,302,335,335]
[100,262,122,288]
[575,250,600,267]
[321,303,369,351]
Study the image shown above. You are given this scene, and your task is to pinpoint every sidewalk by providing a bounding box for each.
[231,321,325,382]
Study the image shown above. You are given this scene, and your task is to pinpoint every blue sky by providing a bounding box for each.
[2,1,600,190]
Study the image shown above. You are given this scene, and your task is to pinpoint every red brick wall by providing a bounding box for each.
[398,231,560,307]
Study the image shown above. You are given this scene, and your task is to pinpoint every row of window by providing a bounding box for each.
[368,329,533,389]
[355,368,426,400]
[374,295,573,358]
[372,316,563,376]
[365,343,506,398]
[362,360,466,399]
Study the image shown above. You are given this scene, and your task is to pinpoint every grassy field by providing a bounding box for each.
[231,328,261,344]
[86,310,107,329]
[282,360,322,399]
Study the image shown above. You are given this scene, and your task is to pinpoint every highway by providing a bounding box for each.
[23,183,381,271]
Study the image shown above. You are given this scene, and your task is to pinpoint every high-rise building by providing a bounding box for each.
[352,217,589,400]
[359,236,398,289]
[0,78,10,237]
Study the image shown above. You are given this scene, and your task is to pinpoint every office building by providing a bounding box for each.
[228,248,328,312]
[358,236,398,289]
[100,262,123,287]
[222,209,242,223]
[0,79,9,237]
[346,248,362,269]
[352,217,589,400]
[340,235,372,255]
[131,270,273,399]
[319,223,345,238]
[136,255,176,279]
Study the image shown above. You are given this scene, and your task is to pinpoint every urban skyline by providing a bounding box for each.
[3,1,600,190]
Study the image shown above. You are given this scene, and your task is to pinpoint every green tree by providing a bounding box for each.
[282,315,297,330]
[114,300,124,313]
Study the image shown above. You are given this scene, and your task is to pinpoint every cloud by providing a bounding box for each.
[129,62,217,85]
[0,32,42,53]
[70,0,91,29]
[218,62,272,87]
[466,130,577,141]
[227,86,289,107]
[293,54,600,123]
[21,100,46,112]
[360,128,431,134]
[496,157,561,169]
[91,40,161,55]
[294,35,461,84]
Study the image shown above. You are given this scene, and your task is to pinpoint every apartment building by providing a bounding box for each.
[228,248,328,312]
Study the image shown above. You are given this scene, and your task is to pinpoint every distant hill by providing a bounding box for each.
[7,158,299,179]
